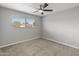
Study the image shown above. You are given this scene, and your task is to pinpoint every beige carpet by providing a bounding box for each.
[0,38,79,56]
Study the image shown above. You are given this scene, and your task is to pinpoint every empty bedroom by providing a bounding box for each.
[0,3,79,56]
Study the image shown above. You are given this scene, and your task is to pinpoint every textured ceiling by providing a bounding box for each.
[0,3,79,16]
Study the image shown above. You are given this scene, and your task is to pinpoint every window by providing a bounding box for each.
[26,18,35,28]
[12,16,25,28]
[12,16,35,28]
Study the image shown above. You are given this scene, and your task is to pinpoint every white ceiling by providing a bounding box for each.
[0,3,79,16]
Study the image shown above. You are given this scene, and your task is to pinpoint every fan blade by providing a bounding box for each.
[43,3,48,8]
[43,9,53,11]
[33,10,39,13]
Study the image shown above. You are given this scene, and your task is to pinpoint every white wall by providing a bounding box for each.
[0,8,3,44]
[0,7,41,46]
[1,5,79,49]
[42,6,79,48]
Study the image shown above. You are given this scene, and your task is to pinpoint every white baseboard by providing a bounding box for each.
[1,37,79,50]
[43,37,79,49]
[0,37,40,48]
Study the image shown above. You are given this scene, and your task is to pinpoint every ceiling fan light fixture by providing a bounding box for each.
[39,10,43,12]
[33,3,53,15]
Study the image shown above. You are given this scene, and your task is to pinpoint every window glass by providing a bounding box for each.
[26,18,35,28]
[12,16,25,28]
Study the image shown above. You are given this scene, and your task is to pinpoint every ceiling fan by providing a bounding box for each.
[33,3,53,15]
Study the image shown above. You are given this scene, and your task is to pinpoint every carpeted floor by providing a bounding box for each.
[0,38,79,56]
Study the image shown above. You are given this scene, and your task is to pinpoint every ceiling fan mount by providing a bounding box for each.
[33,3,53,15]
